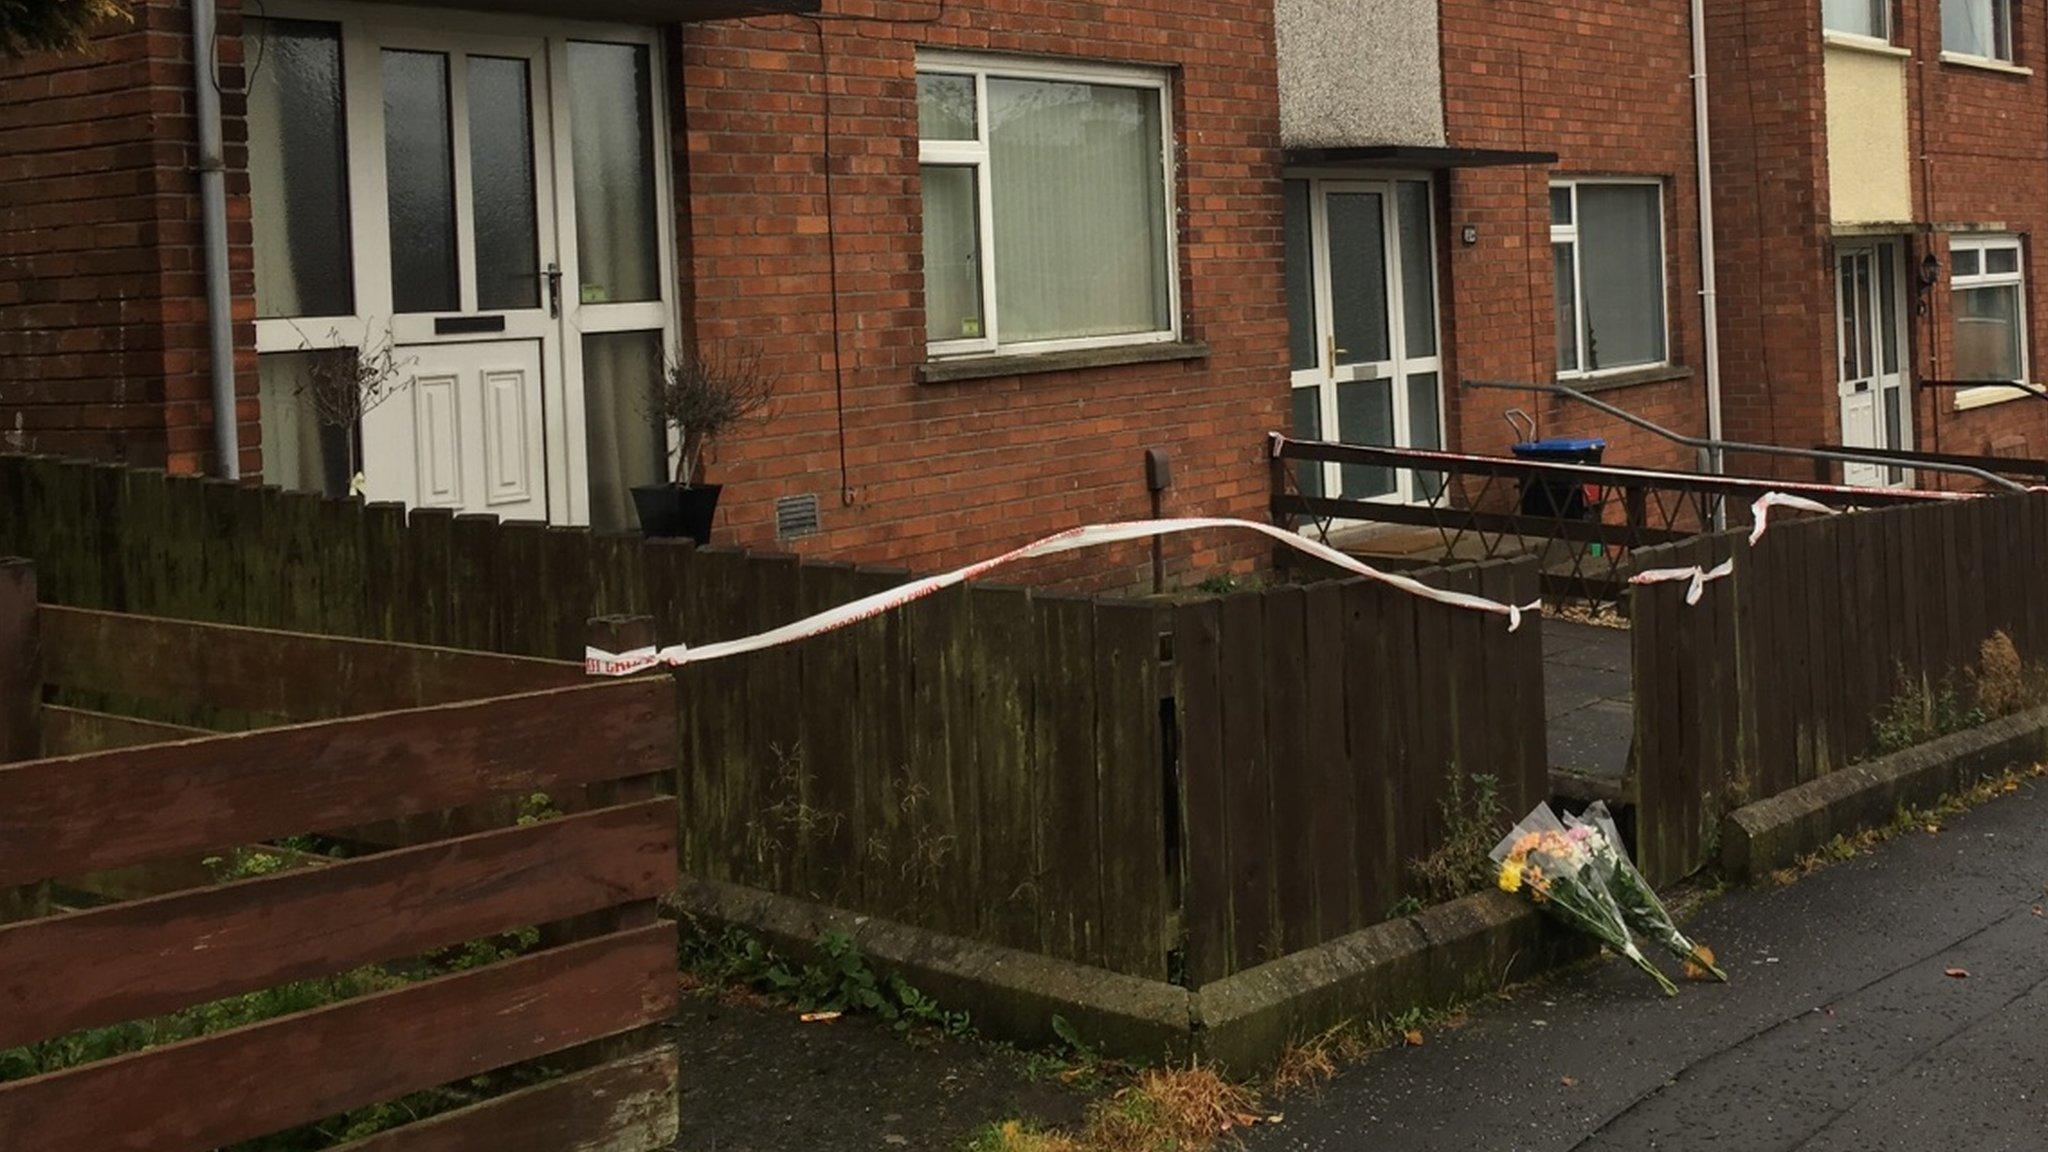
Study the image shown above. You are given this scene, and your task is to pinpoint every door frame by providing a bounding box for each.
[250,1,683,525]
[1833,236,1913,488]
[1285,169,1445,507]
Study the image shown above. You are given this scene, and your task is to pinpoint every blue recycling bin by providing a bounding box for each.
[1510,437,1606,520]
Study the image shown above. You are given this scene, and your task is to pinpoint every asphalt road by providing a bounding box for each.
[1250,776,2048,1152]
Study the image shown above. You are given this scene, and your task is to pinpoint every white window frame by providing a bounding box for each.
[1549,177,1671,381]
[916,51,1180,360]
[1943,0,2016,64]
[1949,234,2036,410]
[1823,0,1892,43]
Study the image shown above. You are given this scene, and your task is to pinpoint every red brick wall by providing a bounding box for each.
[1437,0,1711,474]
[1903,0,2048,475]
[0,0,255,475]
[675,0,1287,582]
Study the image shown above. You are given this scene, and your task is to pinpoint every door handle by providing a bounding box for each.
[543,263,564,318]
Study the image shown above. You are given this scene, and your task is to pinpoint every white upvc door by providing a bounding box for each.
[1286,176,1444,506]
[1835,239,1912,488]
[252,3,681,530]
[358,25,560,519]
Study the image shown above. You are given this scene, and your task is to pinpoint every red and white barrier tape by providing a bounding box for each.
[585,516,1540,676]
[1627,491,1850,598]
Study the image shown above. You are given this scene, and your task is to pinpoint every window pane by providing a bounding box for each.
[1945,0,2008,58]
[1986,245,2020,274]
[987,77,1170,344]
[1953,248,1981,277]
[1954,284,2024,380]
[259,350,353,497]
[383,50,460,313]
[1549,185,1573,227]
[469,57,540,312]
[583,331,669,533]
[248,19,353,319]
[918,73,977,140]
[1554,242,1579,372]
[1577,184,1666,370]
[1290,386,1324,499]
[1326,191,1390,366]
[1838,258,1860,381]
[1824,0,1886,37]
[922,165,985,342]
[569,42,661,305]
[1408,372,1444,500]
[1397,181,1437,358]
[1879,245,1900,375]
[1284,179,1317,372]
[1336,376,1396,498]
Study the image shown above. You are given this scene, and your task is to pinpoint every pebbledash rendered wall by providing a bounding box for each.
[671,1,1289,583]
[1436,0,1713,475]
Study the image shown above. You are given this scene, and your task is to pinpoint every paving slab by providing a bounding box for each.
[1543,620,1634,784]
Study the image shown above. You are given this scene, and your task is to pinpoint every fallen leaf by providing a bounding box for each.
[1945,968,1970,979]
[1925,824,1942,834]
[1561,1076,1578,1087]
[1404,1029,1425,1047]
[1267,1114,1285,1124]
[2034,905,2044,917]
[799,1010,842,1023]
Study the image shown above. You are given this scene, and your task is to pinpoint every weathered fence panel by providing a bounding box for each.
[0,559,36,763]
[1629,492,2048,884]
[0,632,678,1152]
[1172,557,1549,984]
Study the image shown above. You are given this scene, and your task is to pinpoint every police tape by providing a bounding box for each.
[584,516,1542,676]
[1626,491,1871,599]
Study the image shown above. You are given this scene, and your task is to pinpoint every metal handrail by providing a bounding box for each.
[1462,379,2024,493]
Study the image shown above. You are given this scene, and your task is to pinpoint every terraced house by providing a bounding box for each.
[5,0,2043,584]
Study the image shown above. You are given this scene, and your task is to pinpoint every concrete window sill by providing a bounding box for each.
[1939,51,2033,76]
[1563,363,1695,394]
[918,340,1209,384]
[1824,31,1911,59]
[1953,382,2046,411]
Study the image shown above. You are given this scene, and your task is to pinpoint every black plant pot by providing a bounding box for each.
[632,483,723,544]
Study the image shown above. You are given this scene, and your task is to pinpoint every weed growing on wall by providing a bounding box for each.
[1407,771,1506,905]
[678,922,973,1037]
[1869,631,2048,757]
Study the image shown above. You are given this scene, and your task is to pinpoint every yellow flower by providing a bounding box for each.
[1497,861,1524,893]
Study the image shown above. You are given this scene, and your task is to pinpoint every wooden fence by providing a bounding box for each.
[1628,491,2048,883]
[0,581,680,1151]
[2,454,1550,985]
[1172,557,1547,984]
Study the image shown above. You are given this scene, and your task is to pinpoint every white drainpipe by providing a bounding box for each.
[1690,0,1724,475]
[191,0,240,479]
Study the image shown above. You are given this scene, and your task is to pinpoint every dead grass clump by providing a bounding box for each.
[1972,631,2032,718]
[1085,1062,1263,1152]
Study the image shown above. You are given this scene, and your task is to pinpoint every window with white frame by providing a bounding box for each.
[1824,0,1891,39]
[917,56,1176,357]
[1550,181,1668,377]
[1945,0,2014,60]
[1950,235,2029,402]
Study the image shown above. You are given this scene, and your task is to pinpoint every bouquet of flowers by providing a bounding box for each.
[1492,805,1678,996]
[1564,802,1727,982]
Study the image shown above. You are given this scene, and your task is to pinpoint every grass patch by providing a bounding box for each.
[1871,632,2048,757]
[966,1062,1263,1152]
[1406,771,1505,907]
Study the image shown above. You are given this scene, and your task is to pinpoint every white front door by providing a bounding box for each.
[1284,176,1444,506]
[367,28,562,518]
[1836,239,1912,488]
[249,5,681,531]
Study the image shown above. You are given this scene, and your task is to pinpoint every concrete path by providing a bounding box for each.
[1543,620,1634,785]
[1247,775,2048,1152]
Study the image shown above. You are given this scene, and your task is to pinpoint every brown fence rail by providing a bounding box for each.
[0,579,679,1152]
[1627,492,2048,884]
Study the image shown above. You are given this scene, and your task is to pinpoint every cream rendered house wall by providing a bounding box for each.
[1824,39,1914,226]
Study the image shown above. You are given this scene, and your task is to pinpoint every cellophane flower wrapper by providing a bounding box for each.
[1564,802,1727,982]
[1491,804,1677,996]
